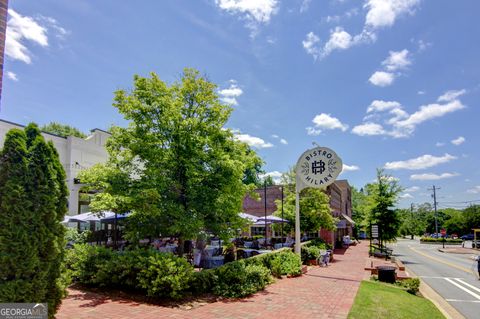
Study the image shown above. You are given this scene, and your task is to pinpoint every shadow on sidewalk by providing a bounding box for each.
[304,273,362,283]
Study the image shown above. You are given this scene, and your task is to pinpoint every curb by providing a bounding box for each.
[405,267,465,319]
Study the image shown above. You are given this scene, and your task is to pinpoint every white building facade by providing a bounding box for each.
[0,119,110,215]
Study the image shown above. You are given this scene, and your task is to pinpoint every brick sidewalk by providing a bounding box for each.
[57,241,369,319]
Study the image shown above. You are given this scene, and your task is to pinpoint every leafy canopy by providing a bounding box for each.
[79,69,262,246]
[273,167,335,234]
[41,122,86,138]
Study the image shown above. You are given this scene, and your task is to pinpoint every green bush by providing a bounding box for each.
[66,245,194,299]
[96,249,153,288]
[301,245,321,264]
[270,251,302,278]
[400,278,421,295]
[66,244,113,285]
[420,237,462,243]
[189,269,216,294]
[212,262,272,298]
[65,228,92,245]
[137,253,194,299]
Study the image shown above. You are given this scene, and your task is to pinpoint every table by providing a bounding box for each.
[242,249,271,257]
[203,255,224,269]
[204,246,218,257]
[158,245,177,253]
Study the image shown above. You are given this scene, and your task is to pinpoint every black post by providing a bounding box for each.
[264,180,267,241]
[113,212,118,249]
[281,185,284,246]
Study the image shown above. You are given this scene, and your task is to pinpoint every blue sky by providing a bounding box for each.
[1,0,479,209]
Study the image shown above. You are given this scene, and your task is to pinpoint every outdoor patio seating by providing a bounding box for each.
[236,249,247,259]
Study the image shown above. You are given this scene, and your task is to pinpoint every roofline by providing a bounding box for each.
[90,128,111,135]
[0,118,67,139]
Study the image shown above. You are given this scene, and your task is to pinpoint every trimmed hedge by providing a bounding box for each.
[66,245,194,299]
[212,262,272,297]
[420,237,462,243]
[301,245,321,264]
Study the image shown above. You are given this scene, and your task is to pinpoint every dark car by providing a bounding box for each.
[460,234,474,240]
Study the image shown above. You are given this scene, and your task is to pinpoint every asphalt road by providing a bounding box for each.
[392,238,480,319]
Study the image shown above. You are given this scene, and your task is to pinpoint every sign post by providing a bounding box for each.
[294,146,342,255]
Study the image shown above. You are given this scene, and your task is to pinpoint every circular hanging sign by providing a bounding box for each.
[296,146,343,189]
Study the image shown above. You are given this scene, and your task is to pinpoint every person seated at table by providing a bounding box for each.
[285,235,294,247]
[251,239,260,250]
[152,238,162,250]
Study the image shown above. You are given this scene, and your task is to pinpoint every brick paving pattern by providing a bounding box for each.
[57,241,369,319]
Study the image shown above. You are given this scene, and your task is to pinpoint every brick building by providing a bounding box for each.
[242,180,354,244]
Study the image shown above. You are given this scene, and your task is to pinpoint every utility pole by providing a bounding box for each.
[428,185,440,236]
[410,203,414,240]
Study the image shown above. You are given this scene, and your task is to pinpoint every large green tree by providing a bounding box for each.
[0,124,68,317]
[79,69,261,254]
[273,168,335,234]
[368,169,402,244]
[41,122,86,138]
[0,129,37,302]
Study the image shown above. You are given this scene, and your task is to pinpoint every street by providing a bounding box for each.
[393,238,480,319]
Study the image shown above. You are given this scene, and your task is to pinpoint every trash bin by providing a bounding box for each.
[377,266,396,283]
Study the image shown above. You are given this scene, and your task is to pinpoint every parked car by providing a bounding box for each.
[460,234,474,240]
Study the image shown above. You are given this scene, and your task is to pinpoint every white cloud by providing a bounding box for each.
[353,89,466,139]
[304,0,419,60]
[367,100,401,113]
[417,90,425,95]
[308,113,348,134]
[405,186,419,192]
[369,71,395,86]
[271,134,288,145]
[306,127,322,136]
[364,0,420,29]
[218,82,243,105]
[437,89,467,102]
[435,142,445,147]
[351,122,386,136]
[382,49,411,71]
[6,9,48,64]
[467,186,480,194]
[300,0,312,13]
[323,27,354,56]
[451,136,465,146]
[260,170,282,183]
[215,0,278,36]
[410,172,459,181]
[417,39,431,52]
[400,193,413,199]
[6,71,18,81]
[384,153,457,170]
[342,164,360,172]
[235,133,273,149]
[393,100,465,132]
[302,32,320,60]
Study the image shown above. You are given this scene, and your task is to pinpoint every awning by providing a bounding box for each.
[256,215,289,224]
[341,213,355,225]
[239,212,259,223]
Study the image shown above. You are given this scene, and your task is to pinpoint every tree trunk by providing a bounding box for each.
[177,236,184,257]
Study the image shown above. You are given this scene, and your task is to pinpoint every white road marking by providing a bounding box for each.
[445,278,480,300]
[420,276,464,280]
[454,278,480,294]
[445,299,480,303]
